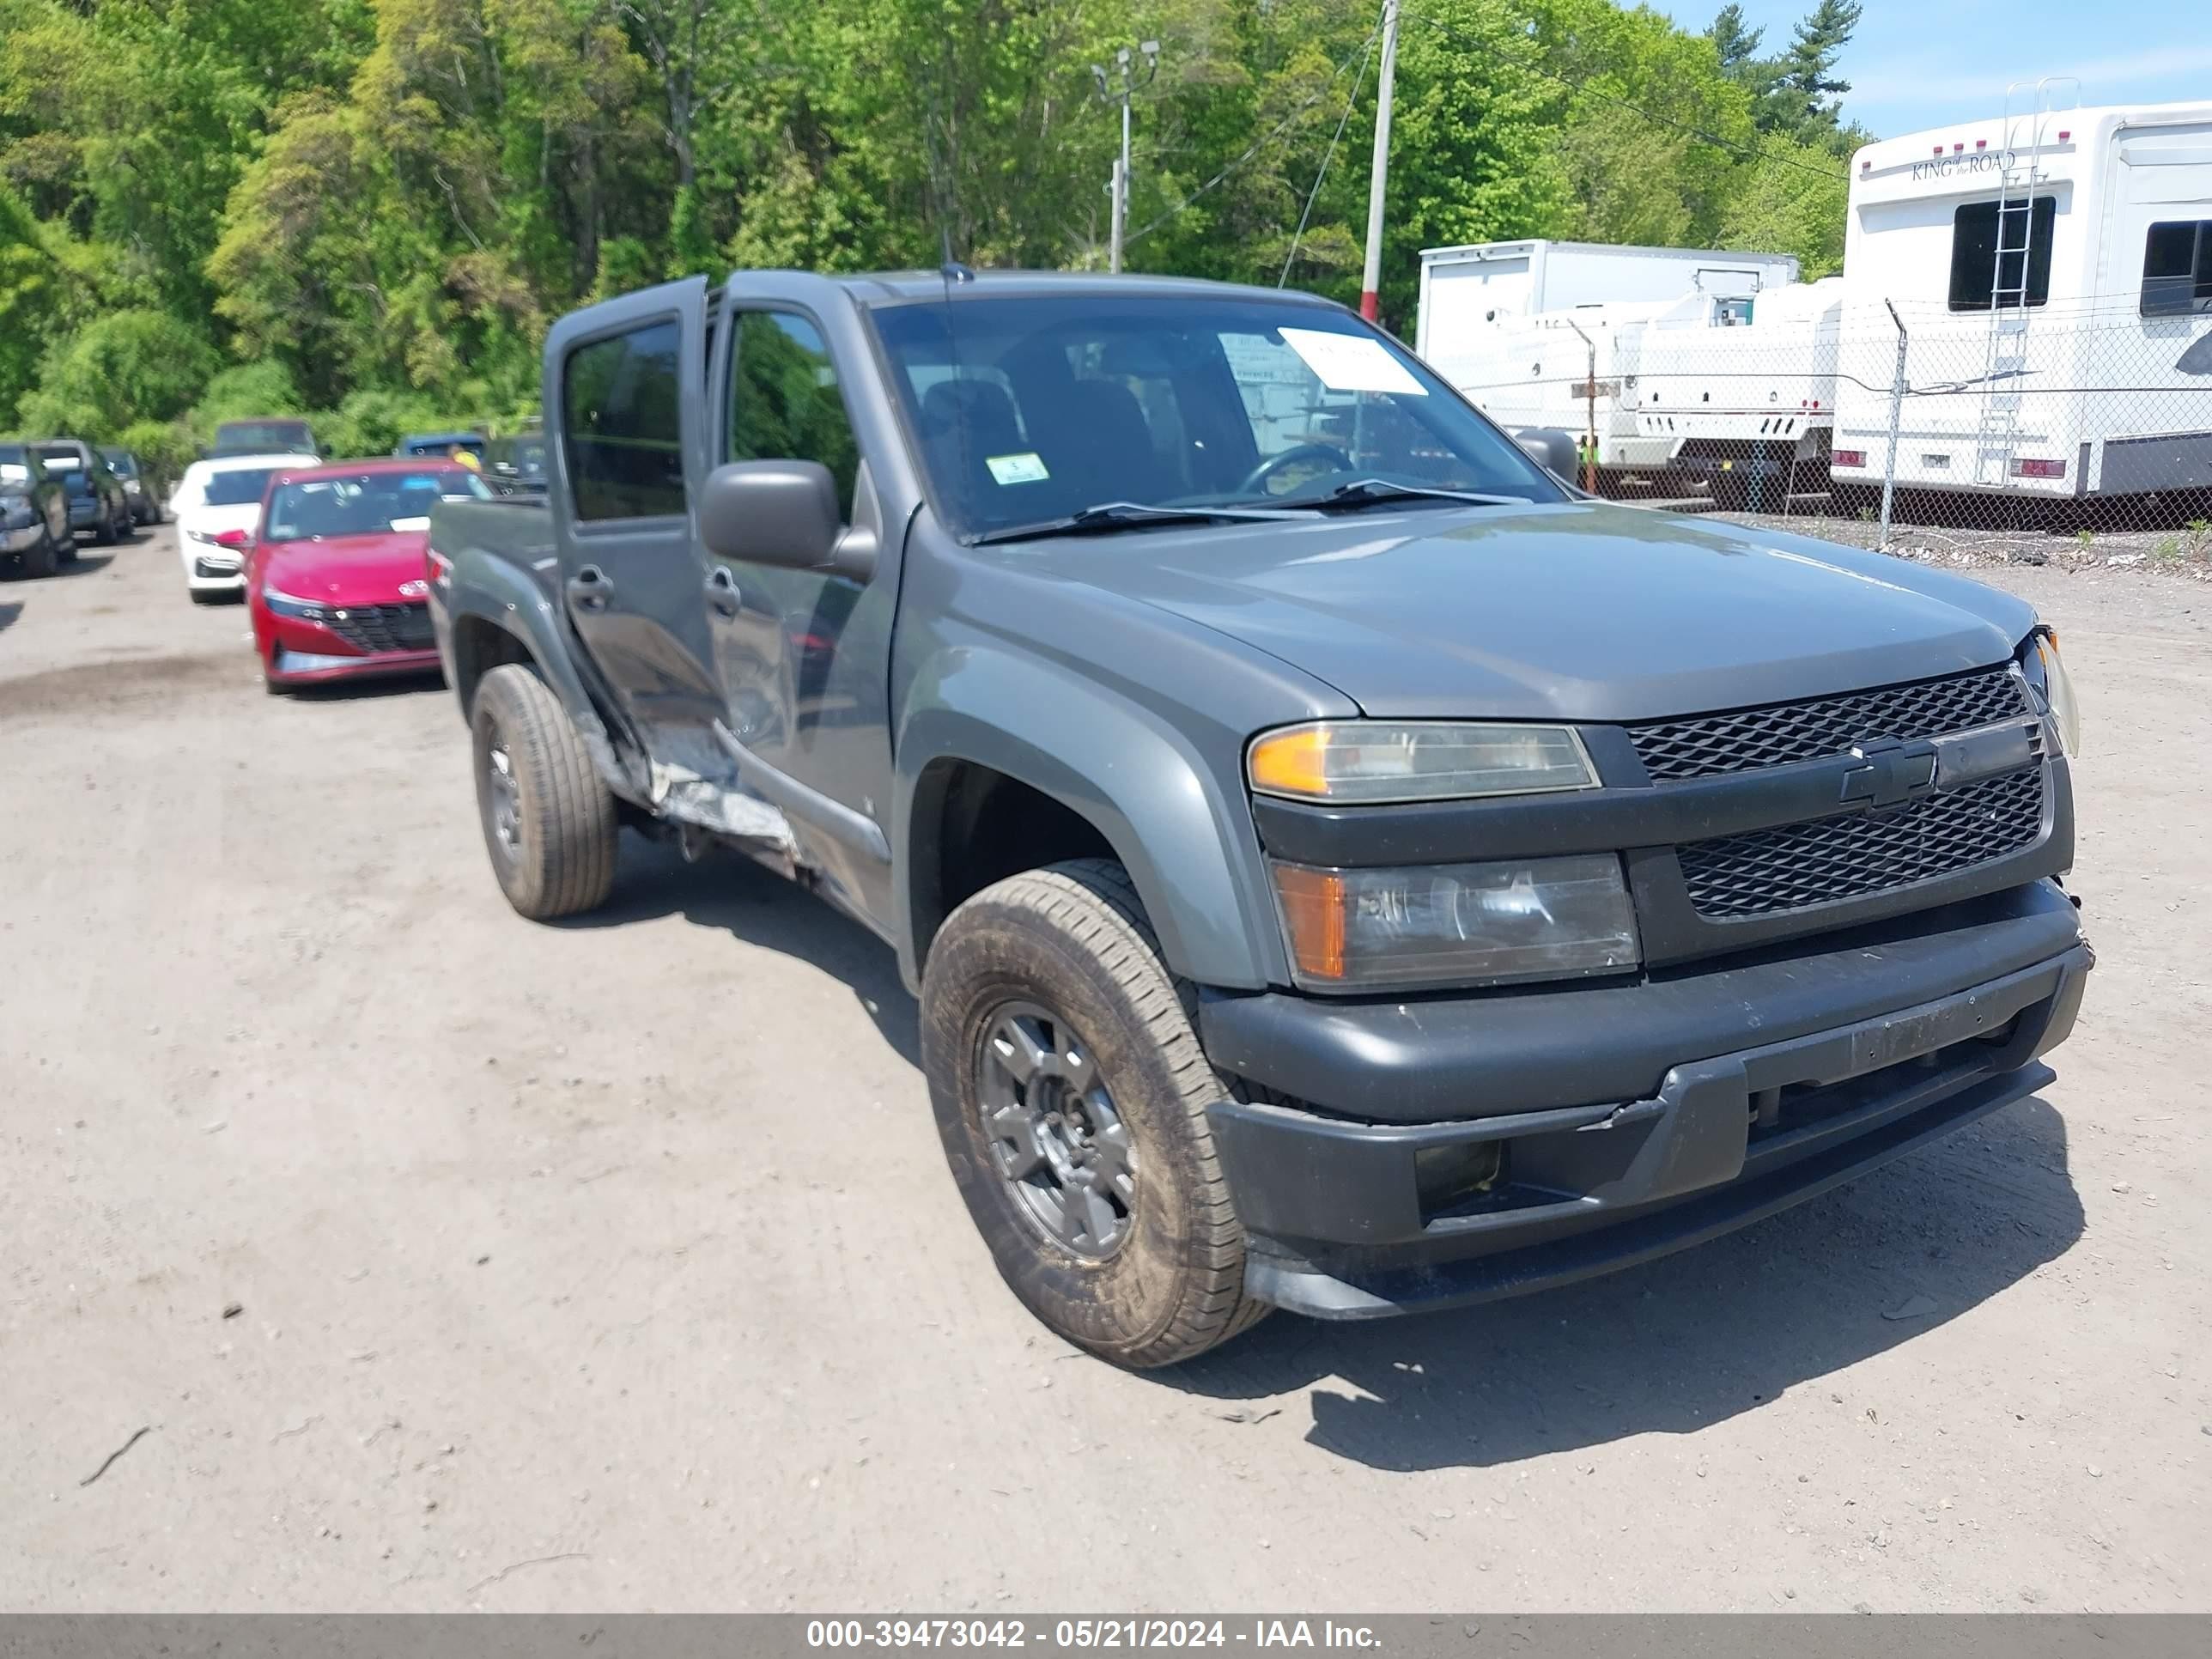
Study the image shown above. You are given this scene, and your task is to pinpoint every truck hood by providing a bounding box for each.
[1018,501,2037,721]
[260,532,431,606]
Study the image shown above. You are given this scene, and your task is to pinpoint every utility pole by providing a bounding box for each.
[1093,41,1160,274]
[1358,0,1401,321]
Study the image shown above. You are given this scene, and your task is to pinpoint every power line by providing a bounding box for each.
[1404,8,1851,184]
[1125,22,1383,248]
[1279,27,1379,285]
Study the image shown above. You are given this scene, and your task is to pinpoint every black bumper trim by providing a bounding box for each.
[1199,878,2084,1121]
[1245,1060,2055,1321]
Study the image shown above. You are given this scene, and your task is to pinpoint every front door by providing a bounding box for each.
[549,276,723,775]
[703,303,896,923]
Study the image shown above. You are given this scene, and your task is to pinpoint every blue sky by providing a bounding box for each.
[1662,1,2209,138]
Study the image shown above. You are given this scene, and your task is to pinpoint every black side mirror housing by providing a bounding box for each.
[1515,428,1580,484]
[699,459,875,580]
[700,459,842,569]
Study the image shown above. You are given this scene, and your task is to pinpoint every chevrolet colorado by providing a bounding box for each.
[428,269,2091,1366]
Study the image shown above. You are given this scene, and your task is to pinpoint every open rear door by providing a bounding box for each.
[544,275,724,775]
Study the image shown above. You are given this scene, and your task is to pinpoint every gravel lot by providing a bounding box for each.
[3,527,2207,1613]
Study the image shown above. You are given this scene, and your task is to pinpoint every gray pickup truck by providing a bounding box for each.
[428,268,2091,1367]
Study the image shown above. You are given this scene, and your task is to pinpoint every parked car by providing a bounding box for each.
[247,459,490,690]
[0,441,74,578]
[393,430,486,463]
[484,433,548,495]
[30,439,132,544]
[100,447,162,526]
[170,452,319,602]
[428,270,2091,1368]
[210,417,316,459]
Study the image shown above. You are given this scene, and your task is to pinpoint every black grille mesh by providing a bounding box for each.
[323,601,433,655]
[1678,767,2045,918]
[1629,667,2028,781]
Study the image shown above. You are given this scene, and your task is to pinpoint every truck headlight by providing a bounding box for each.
[262,586,329,622]
[2021,628,2081,758]
[1270,854,1640,991]
[1248,721,1597,803]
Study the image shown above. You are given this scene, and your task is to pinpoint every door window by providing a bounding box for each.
[563,319,685,520]
[2142,220,2212,316]
[727,311,860,514]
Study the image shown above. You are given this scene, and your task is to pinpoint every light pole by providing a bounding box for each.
[1093,40,1160,273]
[1358,0,1401,321]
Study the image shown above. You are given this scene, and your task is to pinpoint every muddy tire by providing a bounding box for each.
[921,858,1270,1368]
[470,663,618,921]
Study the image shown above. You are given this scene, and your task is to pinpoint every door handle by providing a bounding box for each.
[567,565,612,611]
[705,565,742,617]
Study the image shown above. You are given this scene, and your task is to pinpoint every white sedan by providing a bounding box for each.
[170,453,319,601]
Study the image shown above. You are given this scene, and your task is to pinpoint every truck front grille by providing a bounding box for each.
[1628,665,2028,781]
[323,602,433,655]
[1678,766,2045,918]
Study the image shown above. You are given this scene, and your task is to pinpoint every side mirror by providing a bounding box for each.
[1515,428,1580,484]
[700,459,853,573]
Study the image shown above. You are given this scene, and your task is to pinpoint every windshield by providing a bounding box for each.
[262,470,489,542]
[102,451,138,478]
[216,421,313,452]
[204,467,280,507]
[35,446,83,474]
[868,293,1564,540]
[0,445,30,485]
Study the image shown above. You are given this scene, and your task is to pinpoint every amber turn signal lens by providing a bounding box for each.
[1271,863,1347,982]
[1247,726,1332,799]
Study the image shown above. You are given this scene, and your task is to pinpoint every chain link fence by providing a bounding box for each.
[1442,289,2212,576]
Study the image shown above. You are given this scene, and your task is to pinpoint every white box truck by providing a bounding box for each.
[1416,240,1800,487]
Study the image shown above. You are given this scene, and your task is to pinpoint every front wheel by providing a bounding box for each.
[921,859,1270,1368]
[21,525,59,579]
[470,663,619,920]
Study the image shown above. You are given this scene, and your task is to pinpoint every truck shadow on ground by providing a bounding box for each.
[1170,1099,2083,1471]
[566,835,922,1067]
[0,601,20,635]
[572,840,2085,1474]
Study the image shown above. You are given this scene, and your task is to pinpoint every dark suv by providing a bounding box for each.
[31,439,132,545]
[1,441,74,577]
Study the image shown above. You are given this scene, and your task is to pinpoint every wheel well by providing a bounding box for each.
[451,615,533,716]
[910,762,1118,960]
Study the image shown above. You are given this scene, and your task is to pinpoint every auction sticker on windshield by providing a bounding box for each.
[1277,328,1425,396]
[987,453,1050,486]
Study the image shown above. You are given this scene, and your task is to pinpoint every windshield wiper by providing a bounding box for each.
[1271,478,1533,513]
[971,500,1308,544]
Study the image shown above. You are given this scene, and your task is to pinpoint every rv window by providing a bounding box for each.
[2142,221,2212,317]
[1947,197,2055,312]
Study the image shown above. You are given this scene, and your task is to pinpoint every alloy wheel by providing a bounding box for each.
[976,1000,1138,1258]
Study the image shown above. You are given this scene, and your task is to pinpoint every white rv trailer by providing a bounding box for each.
[1830,93,2212,501]
[1416,240,1800,481]
[1633,277,1847,507]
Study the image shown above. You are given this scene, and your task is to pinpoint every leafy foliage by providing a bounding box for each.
[0,0,1863,447]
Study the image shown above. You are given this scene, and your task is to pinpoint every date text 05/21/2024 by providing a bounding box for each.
[805,1620,1383,1650]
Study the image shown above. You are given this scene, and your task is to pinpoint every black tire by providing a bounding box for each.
[921,858,1270,1368]
[470,663,618,920]
[94,507,117,546]
[21,525,59,580]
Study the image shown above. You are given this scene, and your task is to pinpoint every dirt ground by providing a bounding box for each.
[2,528,2207,1613]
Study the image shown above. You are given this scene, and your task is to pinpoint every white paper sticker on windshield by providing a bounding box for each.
[986,453,1050,486]
[1277,328,1426,396]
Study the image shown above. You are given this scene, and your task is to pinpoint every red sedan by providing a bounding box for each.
[246,459,492,690]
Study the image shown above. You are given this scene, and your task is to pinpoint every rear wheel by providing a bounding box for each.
[471,663,619,920]
[921,858,1270,1368]
[94,506,117,546]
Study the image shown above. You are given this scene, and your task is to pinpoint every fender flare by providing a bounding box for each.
[893,647,1284,993]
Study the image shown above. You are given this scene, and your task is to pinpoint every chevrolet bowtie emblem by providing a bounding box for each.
[1840,738,1939,810]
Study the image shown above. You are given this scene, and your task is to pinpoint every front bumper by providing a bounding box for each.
[1199,879,2089,1319]
[266,645,442,687]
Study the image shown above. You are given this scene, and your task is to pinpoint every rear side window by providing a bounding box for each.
[1948,197,2055,311]
[563,319,684,520]
[2143,221,2212,316]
